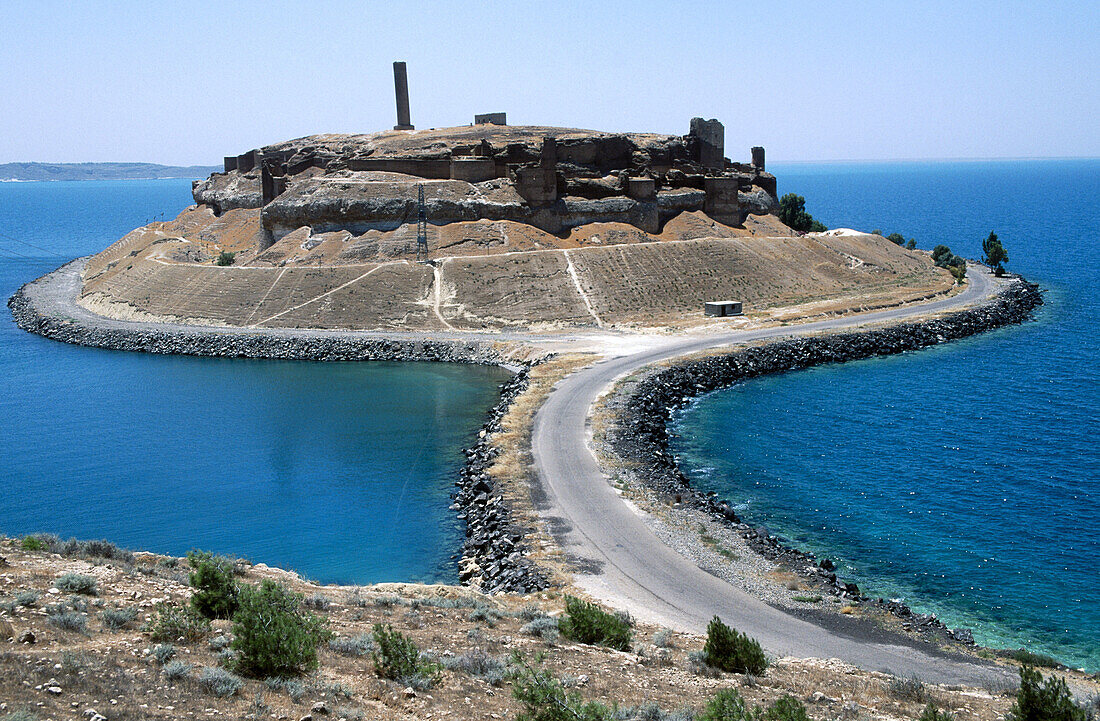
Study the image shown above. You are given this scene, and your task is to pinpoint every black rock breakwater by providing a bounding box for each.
[7,286,509,366]
[610,278,1043,641]
[452,368,550,594]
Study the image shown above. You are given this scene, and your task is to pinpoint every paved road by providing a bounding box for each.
[530,267,1013,684]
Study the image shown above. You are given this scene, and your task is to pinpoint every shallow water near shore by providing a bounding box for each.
[0,179,510,584]
[671,159,1100,670]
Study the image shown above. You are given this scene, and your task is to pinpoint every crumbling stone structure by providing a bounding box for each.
[193,118,778,243]
[474,113,507,125]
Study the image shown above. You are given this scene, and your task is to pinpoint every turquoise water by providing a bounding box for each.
[0,179,510,584]
[671,159,1099,670]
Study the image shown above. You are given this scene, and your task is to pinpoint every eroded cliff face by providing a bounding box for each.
[192,125,779,245]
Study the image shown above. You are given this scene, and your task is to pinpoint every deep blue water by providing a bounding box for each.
[0,179,510,585]
[671,159,1099,670]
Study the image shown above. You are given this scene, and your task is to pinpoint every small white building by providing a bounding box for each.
[704,300,743,317]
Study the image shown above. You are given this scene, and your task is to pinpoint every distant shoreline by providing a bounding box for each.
[0,161,219,183]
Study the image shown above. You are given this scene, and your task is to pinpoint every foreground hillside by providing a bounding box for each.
[0,539,1050,721]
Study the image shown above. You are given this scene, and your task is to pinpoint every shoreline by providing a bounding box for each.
[600,278,1053,661]
[9,256,1073,681]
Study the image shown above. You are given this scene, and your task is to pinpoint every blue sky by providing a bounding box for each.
[2,1,1096,164]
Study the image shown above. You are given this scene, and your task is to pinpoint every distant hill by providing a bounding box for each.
[0,162,219,182]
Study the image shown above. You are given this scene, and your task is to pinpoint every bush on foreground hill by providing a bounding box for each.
[215,250,236,266]
[703,616,768,675]
[778,193,827,233]
[1007,665,1087,721]
[698,688,809,721]
[187,551,239,619]
[230,580,330,678]
[557,596,632,650]
[371,623,441,689]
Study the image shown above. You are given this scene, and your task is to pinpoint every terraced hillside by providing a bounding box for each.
[79,204,953,331]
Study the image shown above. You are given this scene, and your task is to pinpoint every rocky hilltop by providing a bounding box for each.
[192,122,778,244]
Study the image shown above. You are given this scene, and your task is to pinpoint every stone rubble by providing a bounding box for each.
[451,368,550,594]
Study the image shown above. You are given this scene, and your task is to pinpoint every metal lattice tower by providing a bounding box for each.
[416,183,428,262]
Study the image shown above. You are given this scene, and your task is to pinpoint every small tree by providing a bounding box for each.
[982,231,1009,276]
[778,193,827,233]
[703,616,768,674]
[557,596,632,651]
[906,238,917,250]
[215,251,236,266]
[886,232,905,245]
[230,580,329,678]
[510,653,611,721]
[1007,665,1085,721]
[187,551,239,619]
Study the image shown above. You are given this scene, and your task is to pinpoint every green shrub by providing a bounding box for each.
[144,602,211,642]
[100,606,138,630]
[888,675,926,702]
[919,703,956,721]
[55,573,97,595]
[510,654,611,721]
[1008,665,1086,721]
[150,643,176,664]
[703,616,767,675]
[442,649,508,686]
[557,596,631,651]
[20,536,48,551]
[762,695,810,721]
[328,633,375,657]
[520,614,560,643]
[886,232,906,245]
[162,659,191,680]
[198,666,243,697]
[778,194,827,233]
[698,688,750,721]
[1,709,40,721]
[215,251,236,266]
[230,580,329,678]
[187,551,239,619]
[906,238,917,250]
[1001,647,1061,668]
[48,610,87,633]
[371,623,441,688]
[698,689,808,721]
[265,676,306,701]
[14,590,39,608]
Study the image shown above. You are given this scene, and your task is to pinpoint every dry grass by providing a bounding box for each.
[0,538,1054,721]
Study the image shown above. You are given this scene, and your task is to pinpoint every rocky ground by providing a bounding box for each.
[0,539,1055,721]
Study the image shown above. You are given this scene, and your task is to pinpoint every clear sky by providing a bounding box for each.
[2,0,1097,165]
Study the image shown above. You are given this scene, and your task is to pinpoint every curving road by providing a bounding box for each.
[530,267,1013,684]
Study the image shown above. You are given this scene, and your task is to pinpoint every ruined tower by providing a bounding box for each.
[393,61,414,130]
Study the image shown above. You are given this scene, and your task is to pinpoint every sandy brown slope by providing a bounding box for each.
[78,206,953,331]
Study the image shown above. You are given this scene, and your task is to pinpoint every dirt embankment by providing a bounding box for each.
[77,204,953,333]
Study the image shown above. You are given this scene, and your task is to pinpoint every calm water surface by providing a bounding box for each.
[671,159,1099,670]
[0,179,510,584]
